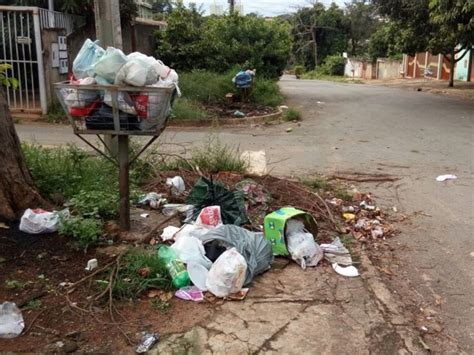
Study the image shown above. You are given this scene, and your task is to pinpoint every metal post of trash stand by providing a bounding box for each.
[118,135,130,231]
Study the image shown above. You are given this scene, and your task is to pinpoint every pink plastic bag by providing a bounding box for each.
[175,286,204,302]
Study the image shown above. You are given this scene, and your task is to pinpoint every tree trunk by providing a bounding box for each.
[311,28,318,69]
[0,87,47,221]
[449,49,455,87]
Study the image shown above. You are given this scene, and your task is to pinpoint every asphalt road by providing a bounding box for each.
[16,76,474,350]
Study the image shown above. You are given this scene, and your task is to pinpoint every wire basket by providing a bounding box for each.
[54,81,176,136]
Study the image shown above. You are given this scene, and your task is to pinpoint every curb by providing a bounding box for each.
[167,107,283,128]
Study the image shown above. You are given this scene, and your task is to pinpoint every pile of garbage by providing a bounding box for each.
[59,39,179,131]
[138,175,361,301]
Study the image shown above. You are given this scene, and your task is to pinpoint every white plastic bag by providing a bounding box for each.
[63,77,99,108]
[19,208,63,234]
[0,302,24,339]
[115,53,159,87]
[91,47,127,84]
[286,219,323,269]
[166,176,185,196]
[206,248,247,297]
[73,39,105,79]
[240,150,268,176]
[103,91,137,115]
[170,236,212,269]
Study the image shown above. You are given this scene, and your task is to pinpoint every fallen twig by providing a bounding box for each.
[330,175,399,183]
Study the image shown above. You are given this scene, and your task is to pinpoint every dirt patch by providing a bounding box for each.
[203,102,277,120]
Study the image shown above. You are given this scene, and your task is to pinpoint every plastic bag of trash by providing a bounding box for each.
[206,248,247,297]
[199,225,273,285]
[187,177,249,226]
[19,208,64,234]
[320,237,353,266]
[196,206,223,228]
[73,39,105,79]
[103,91,137,115]
[170,236,212,269]
[166,176,185,196]
[90,47,127,84]
[0,302,24,338]
[115,56,158,87]
[286,219,323,269]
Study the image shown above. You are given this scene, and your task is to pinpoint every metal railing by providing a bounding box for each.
[38,8,85,35]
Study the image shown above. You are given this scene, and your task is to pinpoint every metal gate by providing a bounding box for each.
[0,6,45,114]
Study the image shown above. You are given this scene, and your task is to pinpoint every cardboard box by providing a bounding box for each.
[263,207,318,256]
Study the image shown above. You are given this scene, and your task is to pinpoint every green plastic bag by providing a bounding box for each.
[187,177,249,226]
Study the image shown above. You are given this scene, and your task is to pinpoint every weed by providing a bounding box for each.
[172,98,208,121]
[24,300,42,310]
[294,65,305,78]
[58,215,103,251]
[69,190,119,219]
[150,299,172,313]
[5,279,29,290]
[283,108,301,122]
[104,248,172,300]
[250,78,283,107]
[303,176,353,201]
[46,102,67,123]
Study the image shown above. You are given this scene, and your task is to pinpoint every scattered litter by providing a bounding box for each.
[187,177,249,226]
[436,174,457,182]
[200,225,273,285]
[136,332,160,353]
[286,219,323,269]
[233,110,246,118]
[320,237,353,266]
[342,206,355,213]
[360,201,376,210]
[19,208,67,234]
[174,223,209,240]
[316,101,325,104]
[187,262,209,291]
[286,127,293,133]
[326,198,343,207]
[85,259,98,271]
[162,204,193,218]
[392,206,398,213]
[332,263,359,277]
[175,286,204,302]
[342,213,356,221]
[140,213,150,218]
[170,236,212,269]
[161,226,180,241]
[139,192,167,208]
[157,245,190,289]
[240,150,268,176]
[371,226,384,238]
[166,176,185,196]
[206,248,247,298]
[0,222,9,229]
[226,288,250,301]
[420,326,428,332]
[279,105,289,110]
[0,302,24,339]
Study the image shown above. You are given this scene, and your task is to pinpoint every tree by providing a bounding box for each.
[0,65,47,221]
[372,0,474,87]
[345,1,378,57]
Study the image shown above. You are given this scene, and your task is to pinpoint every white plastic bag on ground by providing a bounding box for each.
[90,47,127,84]
[19,208,62,234]
[286,219,323,269]
[73,39,105,79]
[175,224,209,240]
[166,176,185,196]
[0,302,24,338]
[206,248,247,297]
[240,150,268,176]
[171,236,212,269]
[320,237,353,266]
[196,206,223,228]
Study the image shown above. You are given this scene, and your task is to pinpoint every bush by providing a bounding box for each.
[319,55,346,76]
[294,65,305,78]
[58,215,103,251]
[172,98,208,121]
[250,78,283,107]
[283,108,301,121]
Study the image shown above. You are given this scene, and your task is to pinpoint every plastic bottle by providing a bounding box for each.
[157,245,190,289]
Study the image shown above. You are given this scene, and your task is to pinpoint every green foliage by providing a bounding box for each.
[294,65,305,77]
[106,248,172,300]
[250,78,284,107]
[46,102,67,124]
[69,190,118,219]
[283,108,301,122]
[171,98,208,121]
[319,55,345,76]
[25,300,42,310]
[156,5,291,78]
[303,176,353,201]
[150,299,172,313]
[0,63,19,89]
[346,1,378,57]
[58,215,103,251]
[5,279,30,290]
[368,23,402,61]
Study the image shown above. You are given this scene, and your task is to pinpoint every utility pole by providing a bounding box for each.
[93,0,130,230]
[228,0,235,14]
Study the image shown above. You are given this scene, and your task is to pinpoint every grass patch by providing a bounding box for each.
[300,71,347,82]
[103,248,172,300]
[283,108,301,121]
[24,300,42,310]
[171,98,208,121]
[5,279,30,290]
[46,102,67,124]
[58,215,103,252]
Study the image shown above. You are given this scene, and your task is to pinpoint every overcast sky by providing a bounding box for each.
[184,0,347,16]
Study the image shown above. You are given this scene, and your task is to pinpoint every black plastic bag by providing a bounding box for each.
[187,177,249,226]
